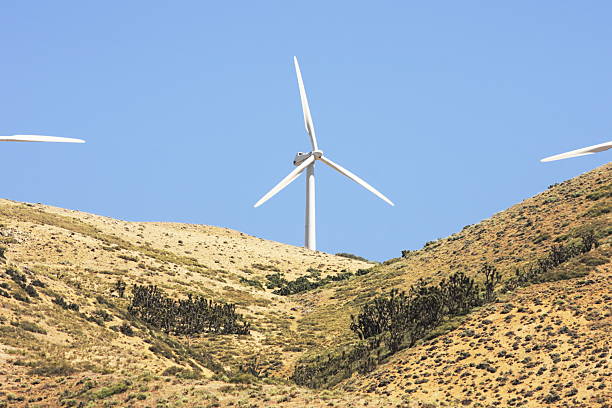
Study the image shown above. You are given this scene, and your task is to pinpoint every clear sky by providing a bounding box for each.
[1,1,610,261]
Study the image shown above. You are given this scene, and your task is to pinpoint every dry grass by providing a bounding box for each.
[0,162,609,407]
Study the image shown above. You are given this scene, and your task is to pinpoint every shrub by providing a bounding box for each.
[28,359,76,376]
[335,253,370,262]
[504,230,599,290]
[118,322,134,336]
[31,279,46,288]
[92,381,130,399]
[481,263,501,303]
[299,268,501,388]
[161,366,201,379]
[92,309,113,322]
[264,273,288,289]
[118,254,138,262]
[252,263,280,272]
[11,320,47,334]
[401,250,414,258]
[52,295,80,311]
[271,270,364,296]
[114,278,126,297]
[240,277,263,289]
[128,285,250,335]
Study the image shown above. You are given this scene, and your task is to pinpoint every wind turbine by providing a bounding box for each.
[541,141,612,162]
[0,134,85,144]
[254,57,394,251]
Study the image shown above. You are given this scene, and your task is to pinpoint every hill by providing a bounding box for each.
[0,162,609,407]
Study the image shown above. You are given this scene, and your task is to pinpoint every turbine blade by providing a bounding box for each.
[0,135,85,143]
[541,141,612,162]
[254,155,315,208]
[319,155,394,206]
[294,57,318,151]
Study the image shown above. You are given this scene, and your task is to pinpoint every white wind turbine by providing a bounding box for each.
[541,141,612,162]
[0,134,85,144]
[254,57,394,251]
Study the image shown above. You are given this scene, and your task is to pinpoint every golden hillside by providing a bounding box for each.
[0,162,609,407]
[346,262,611,407]
[293,163,611,346]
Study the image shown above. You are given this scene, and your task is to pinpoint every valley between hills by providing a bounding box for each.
[0,162,609,407]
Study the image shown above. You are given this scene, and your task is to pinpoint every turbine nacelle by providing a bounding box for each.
[293,152,311,166]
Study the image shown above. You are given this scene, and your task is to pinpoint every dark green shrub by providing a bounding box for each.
[161,366,201,379]
[240,277,263,289]
[128,285,250,335]
[28,359,76,376]
[504,230,599,290]
[31,279,45,288]
[481,263,501,302]
[265,273,288,289]
[335,253,370,262]
[114,278,126,298]
[52,295,80,311]
[272,270,363,296]
[92,309,113,322]
[11,320,47,334]
[92,381,130,399]
[355,268,371,276]
[118,322,134,336]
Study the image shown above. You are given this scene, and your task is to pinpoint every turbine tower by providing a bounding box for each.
[541,141,612,162]
[0,134,85,144]
[254,57,393,251]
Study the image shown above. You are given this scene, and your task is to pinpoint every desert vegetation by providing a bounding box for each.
[128,284,251,335]
[266,268,371,295]
[0,163,609,407]
[293,230,602,388]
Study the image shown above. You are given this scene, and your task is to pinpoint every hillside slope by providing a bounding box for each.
[292,163,611,348]
[0,162,609,407]
[346,262,610,407]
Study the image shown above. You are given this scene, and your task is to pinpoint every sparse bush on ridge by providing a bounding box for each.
[503,230,599,291]
[335,253,370,262]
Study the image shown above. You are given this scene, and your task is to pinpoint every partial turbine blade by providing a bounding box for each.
[294,57,318,151]
[540,141,612,162]
[0,135,85,143]
[254,155,315,208]
[319,155,394,206]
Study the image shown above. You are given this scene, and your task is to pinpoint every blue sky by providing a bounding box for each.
[1,2,610,261]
